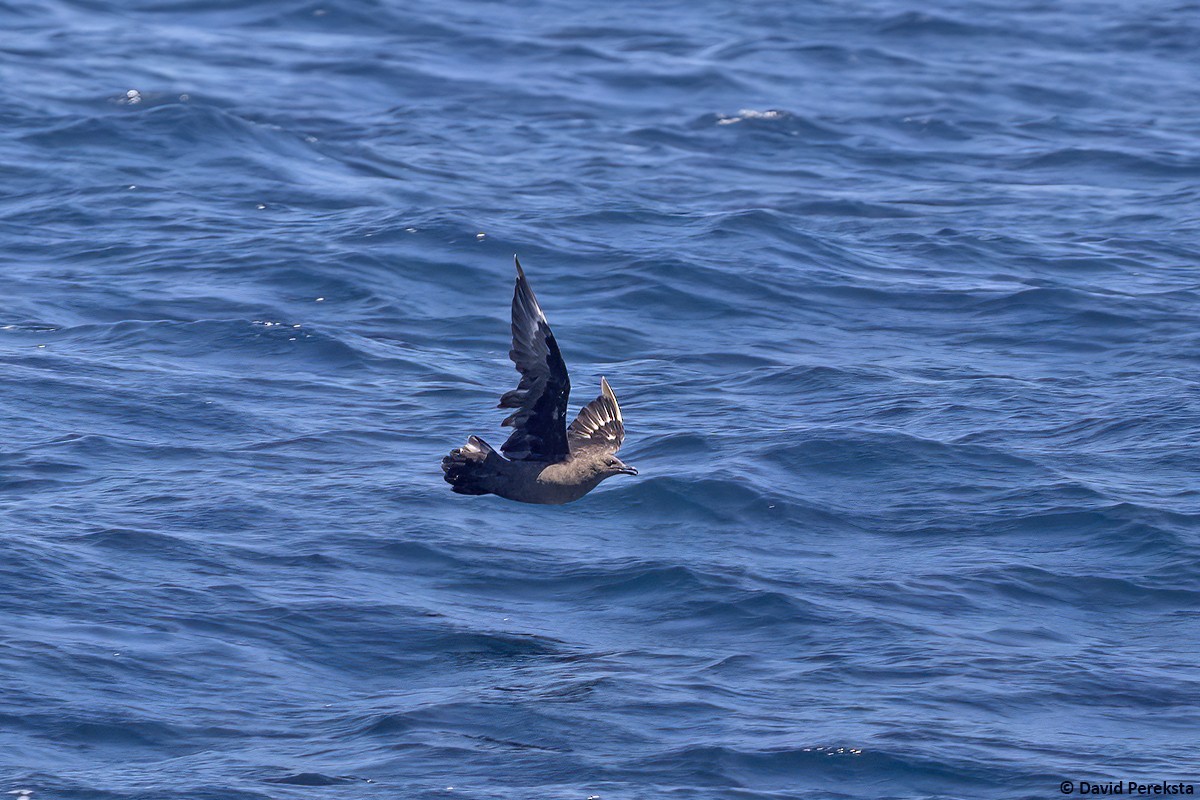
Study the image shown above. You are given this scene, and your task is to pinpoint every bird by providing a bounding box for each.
[441,256,637,504]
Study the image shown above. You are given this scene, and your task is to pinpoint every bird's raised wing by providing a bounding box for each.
[568,377,625,455]
[497,257,572,461]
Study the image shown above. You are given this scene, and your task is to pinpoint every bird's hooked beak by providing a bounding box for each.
[616,464,639,476]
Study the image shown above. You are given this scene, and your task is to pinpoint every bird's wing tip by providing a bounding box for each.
[604,378,623,421]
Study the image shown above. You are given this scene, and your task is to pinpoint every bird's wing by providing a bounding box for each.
[568,377,625,455]
[497,257,572,461]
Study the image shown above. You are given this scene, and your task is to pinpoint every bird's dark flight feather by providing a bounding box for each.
[568,376,625,454]
[498,257,572,461]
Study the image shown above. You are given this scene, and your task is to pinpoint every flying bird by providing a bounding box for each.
[442,257,637,504]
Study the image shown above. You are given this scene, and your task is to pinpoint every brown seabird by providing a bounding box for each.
[441,257,637,504]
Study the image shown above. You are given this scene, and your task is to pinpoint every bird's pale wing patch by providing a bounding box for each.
[568,377,625,455]
[498,257,572,461]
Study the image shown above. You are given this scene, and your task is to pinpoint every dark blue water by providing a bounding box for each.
[3,1,1199,797]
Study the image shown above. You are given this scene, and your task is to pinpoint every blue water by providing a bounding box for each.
[2,1,1199,797]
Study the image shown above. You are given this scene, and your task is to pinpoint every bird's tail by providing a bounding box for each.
[441,436,500,495]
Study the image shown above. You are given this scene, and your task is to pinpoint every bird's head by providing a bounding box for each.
[587,452,638,481]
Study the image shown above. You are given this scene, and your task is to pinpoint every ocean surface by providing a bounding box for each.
[2,1,1199,798]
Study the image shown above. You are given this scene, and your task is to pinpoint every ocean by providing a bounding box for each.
[1,1,1198,798]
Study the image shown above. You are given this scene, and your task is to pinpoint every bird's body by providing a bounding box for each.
[441,258,637,504]
[443,436,614,505]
